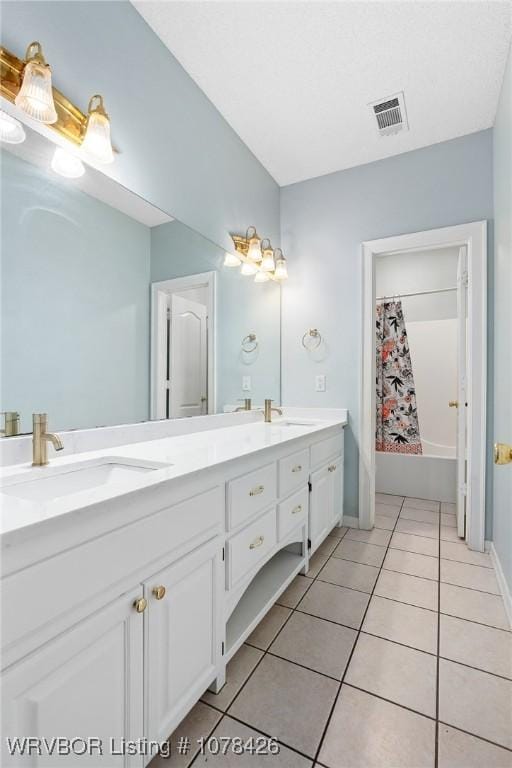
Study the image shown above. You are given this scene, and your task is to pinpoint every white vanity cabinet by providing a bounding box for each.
[309,431,344,554]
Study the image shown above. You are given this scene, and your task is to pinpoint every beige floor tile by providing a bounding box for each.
[333,538,386,567]
[319,685,435,768]
[345,527,391,547]
[440,559,500,594]
[440,614,512,679]
[149,701,221,768]
[438,724,512,768]
[328,524,348,539]
[400,507,440,525]
[276,575,313,608]
[269,611,356,680]
[202,644,263,711]
[441,540,493,568]
[305,548,330,578]
[376,493,404,507]
[229,655,337,758]
[404,497,440,512]
[375,570,438,611]
[297,579,370,629]
[440,583,510,630]
[439,658,512,749]
[194,716,313,767]
[390,532,439,557]
[395,518,439,540]
[363,596,438,654]
[319,557,379,594]
[384,549,439,581]
[441,502,457,515]
[375,502,401,519]
[247,605,292,650]
[441,512,457,527]
[374,514,396,530]
[440,525,463,543]
[345,633,437,717]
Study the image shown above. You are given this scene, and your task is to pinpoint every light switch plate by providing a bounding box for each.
[315,374,326,392]
[242,376,251,391]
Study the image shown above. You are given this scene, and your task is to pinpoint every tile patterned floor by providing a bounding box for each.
[150,494,512,768]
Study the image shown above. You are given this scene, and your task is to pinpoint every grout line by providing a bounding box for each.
[437,721,512,754]
[435,497,441,768]
[343,682,436,722]
[439,610,512,634]
[438,654,512,683]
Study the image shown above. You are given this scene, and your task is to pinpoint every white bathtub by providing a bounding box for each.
[376,445,456,502]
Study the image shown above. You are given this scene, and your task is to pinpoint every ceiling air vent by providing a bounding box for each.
[368,91,409,136]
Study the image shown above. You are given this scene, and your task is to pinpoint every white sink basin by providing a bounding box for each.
[0,457,170,503]
[274,419,321,427]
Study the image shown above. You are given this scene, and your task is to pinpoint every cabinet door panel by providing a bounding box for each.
[1,589,143,767]
[309,465,330,553]
[145,538,220,745]
[329,456,343,526]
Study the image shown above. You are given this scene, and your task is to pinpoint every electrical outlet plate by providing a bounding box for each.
[242,376,251,391]
[315,375,326,392]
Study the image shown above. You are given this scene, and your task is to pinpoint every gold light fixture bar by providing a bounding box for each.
[1,45,86,145]
[230,233,278,282]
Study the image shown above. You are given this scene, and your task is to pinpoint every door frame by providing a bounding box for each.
[359,221,487,551]
[150,272,216,419]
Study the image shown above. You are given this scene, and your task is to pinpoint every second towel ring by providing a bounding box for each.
[302,328,322,350]
[242,333,258,353]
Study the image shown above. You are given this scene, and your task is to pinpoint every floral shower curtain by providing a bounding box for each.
[376,300,422,454]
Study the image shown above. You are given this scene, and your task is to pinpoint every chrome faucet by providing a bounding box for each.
[263,399,283,423]
[234,398,252,412]
[32,413,64,466]
[1,411,20,437]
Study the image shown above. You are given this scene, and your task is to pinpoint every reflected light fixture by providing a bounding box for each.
[241,260,258,276]
[246,226,262,262]
[260,239,276,272]
[223,251,241,267]
[0,110,26,144]
[51,147,85,178]
[15,41,58,124]
[273,248,288,280]
[81,94,114,164]
[254,270,270,283]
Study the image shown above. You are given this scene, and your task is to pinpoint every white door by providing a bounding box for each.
[145,538,220,747]
[169,295,207,418]
[456,246,468,538]
[1,589,144,767]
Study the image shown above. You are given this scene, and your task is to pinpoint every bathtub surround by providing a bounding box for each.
[280,129,493,524]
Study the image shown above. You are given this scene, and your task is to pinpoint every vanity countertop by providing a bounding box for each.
[0,411,347,539]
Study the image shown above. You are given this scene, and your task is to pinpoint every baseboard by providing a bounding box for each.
[343,515,359,529]
[489,542,512,629]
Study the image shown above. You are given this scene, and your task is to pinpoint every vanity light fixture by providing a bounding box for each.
[246,226,262,262]
[51,147,85,179]
[260,239,276,272]
[241,260,258,276]
[0,110,26,144]
[15,42,57,124]
[254,270,270,283]
[223,251,241,267]
[81,94,114,164]
[273,249,288,281]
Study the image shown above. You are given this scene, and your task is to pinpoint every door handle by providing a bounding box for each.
[494,443,512,465]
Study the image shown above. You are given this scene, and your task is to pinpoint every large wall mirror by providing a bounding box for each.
[1,124,281,435]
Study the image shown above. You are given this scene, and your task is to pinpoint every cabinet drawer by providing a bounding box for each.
[278,449,310,498]
[227,507,277,589]
[227,463,277,530]
[278,486,308,541]
[310,432,344,469]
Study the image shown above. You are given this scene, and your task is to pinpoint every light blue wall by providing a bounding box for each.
[1,150,151,433]
[151,222,281,409]
[492,45,512,591]
[1,1,280,252]
[280,131,494,522]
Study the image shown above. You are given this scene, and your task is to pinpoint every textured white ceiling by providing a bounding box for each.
[133,1,512,186]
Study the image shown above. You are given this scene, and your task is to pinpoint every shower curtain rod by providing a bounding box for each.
[376,286,457,301]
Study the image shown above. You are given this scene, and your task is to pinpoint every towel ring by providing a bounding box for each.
[302,328,322,350]
[242,333,258,353]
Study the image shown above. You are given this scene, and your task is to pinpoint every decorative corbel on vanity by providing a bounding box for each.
[0,410,346,766]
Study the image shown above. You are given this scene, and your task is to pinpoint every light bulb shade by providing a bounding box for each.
[254,270,270,283]
[15,43,58,124]
[274,256,288,280]
[81,95,114,164]
[261,247,275,272]
[247,236,262,262]
[223,252,241,267]
[241,260,258,276]
[0,111,26,144]
[51,147,85,178]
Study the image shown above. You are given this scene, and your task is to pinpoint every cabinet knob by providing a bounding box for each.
[291,465,302,473]
[448,400,459,408]
[328,464,337,472]
[133,597,147,613]
[292,504,302,514]
[249,535,264,550]
[152,585,166,600]
[249,484,264,497]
